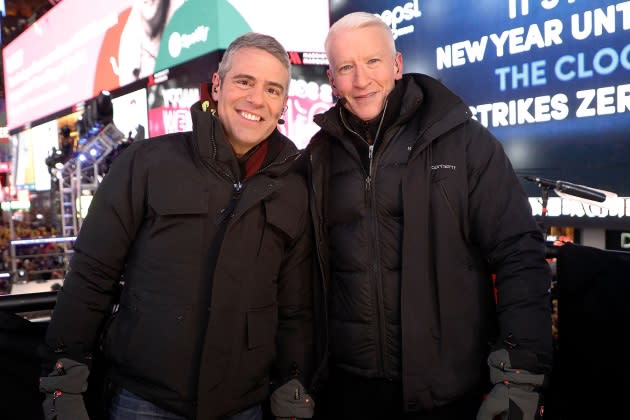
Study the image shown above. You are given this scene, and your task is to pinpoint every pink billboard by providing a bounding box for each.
[3,0,132,131]
[3,0,329,132]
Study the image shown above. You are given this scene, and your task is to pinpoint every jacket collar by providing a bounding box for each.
[189,100,301,178]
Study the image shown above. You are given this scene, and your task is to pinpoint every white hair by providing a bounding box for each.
[324,12,396,59]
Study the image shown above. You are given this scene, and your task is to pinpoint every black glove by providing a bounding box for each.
[477,349,545,420]
[39,358,90,420]
[270,378,315,419]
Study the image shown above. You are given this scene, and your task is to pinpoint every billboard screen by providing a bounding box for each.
[12,120,59,191]
[330,0,630,196]
[112,88,149,142]
[147,75,200,139]
[3,0,329,131]
[279,64,334,149]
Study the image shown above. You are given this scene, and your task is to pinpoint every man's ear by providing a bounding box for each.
[327,68,339,97]
[394,52,404,80]
[211,72,221,101]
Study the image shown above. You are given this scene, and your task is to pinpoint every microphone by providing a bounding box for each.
[524,176,606,202]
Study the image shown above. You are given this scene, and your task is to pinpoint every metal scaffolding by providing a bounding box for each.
[56,123,125,239]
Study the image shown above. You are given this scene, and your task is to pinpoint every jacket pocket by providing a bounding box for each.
[237,305,277,397]
[264,200,300,241]
[149,189,208,215]
[104,290,199,397]
[147,168,209,214]
[144,184,209,261]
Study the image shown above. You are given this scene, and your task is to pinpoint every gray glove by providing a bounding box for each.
[39,358,90,420]
[270,378,315,419]
[477,349,545,420]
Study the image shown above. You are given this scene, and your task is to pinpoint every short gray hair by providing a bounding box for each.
[325,12,396,59]
[217,32,291,85]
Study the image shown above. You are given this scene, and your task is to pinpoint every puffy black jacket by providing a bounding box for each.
[306,74,551,412]
[43,102,314,419]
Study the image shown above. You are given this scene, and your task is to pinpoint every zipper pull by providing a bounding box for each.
[233,181,243,198]
[216,182,243,225]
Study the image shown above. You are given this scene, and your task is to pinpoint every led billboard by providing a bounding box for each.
[3,0,329,131]
[112,88,149,142]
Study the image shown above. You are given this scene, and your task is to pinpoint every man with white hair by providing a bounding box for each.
[305,11,552,420]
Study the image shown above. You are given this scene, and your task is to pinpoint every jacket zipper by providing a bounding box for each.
[204,123,299,225]
[340,102,390,378]
[212,150,297,226]
[366,143,389,379]
[310,154,328,296]
[215,182,242,225]
[365,145,373,204]
[218,151,298,224]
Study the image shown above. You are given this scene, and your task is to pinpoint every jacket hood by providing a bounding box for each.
[189,100,302,178]
[310,73,472,149]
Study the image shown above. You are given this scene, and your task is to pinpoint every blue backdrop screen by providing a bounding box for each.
[330,0,630,195]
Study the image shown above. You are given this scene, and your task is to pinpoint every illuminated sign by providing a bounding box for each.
[529,196,630,219]
[4,0,329,131]
[278,72,334,150]
[376,0,423,40]
[605,230,630,250]
[1,201,30,211]
[148,86,200,137]
[288,52,329,66]
[112,88,149,141]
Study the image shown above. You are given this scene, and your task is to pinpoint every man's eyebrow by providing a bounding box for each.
[231,73,255,82]
[266,80,285,92]
[231,73,285,92]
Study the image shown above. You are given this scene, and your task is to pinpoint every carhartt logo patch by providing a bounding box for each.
[431,164,456,170]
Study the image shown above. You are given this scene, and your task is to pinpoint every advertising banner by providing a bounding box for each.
[278,65,334,149]
[4,0,329,131]
[12,120,59,191]
[147,81,200,138]
[112,88,149,141]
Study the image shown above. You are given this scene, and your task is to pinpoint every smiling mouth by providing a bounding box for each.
[354,92,377,100]
[239,111,262,122]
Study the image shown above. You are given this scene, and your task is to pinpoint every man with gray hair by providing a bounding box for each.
[305,11,552,420]
[39,32,315,420]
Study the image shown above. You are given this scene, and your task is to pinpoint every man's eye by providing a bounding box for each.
[339,65,352,72]
[368,58,380,65]
[236,80,250,86]
[267,87,281,96]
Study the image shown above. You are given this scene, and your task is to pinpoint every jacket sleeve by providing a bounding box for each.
[465,119,552,370]
[273,185,315,389]
[41,143,149,368]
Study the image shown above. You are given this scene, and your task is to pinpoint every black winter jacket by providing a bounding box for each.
[305,74,552,412]
[43,102,314,419]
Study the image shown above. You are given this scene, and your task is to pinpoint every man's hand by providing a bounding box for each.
[270,378,315,420]
[39,358,89,420]
[476,349,545,420]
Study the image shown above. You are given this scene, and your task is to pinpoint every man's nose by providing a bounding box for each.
[246,86,265,105]
[353,65,370,88]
